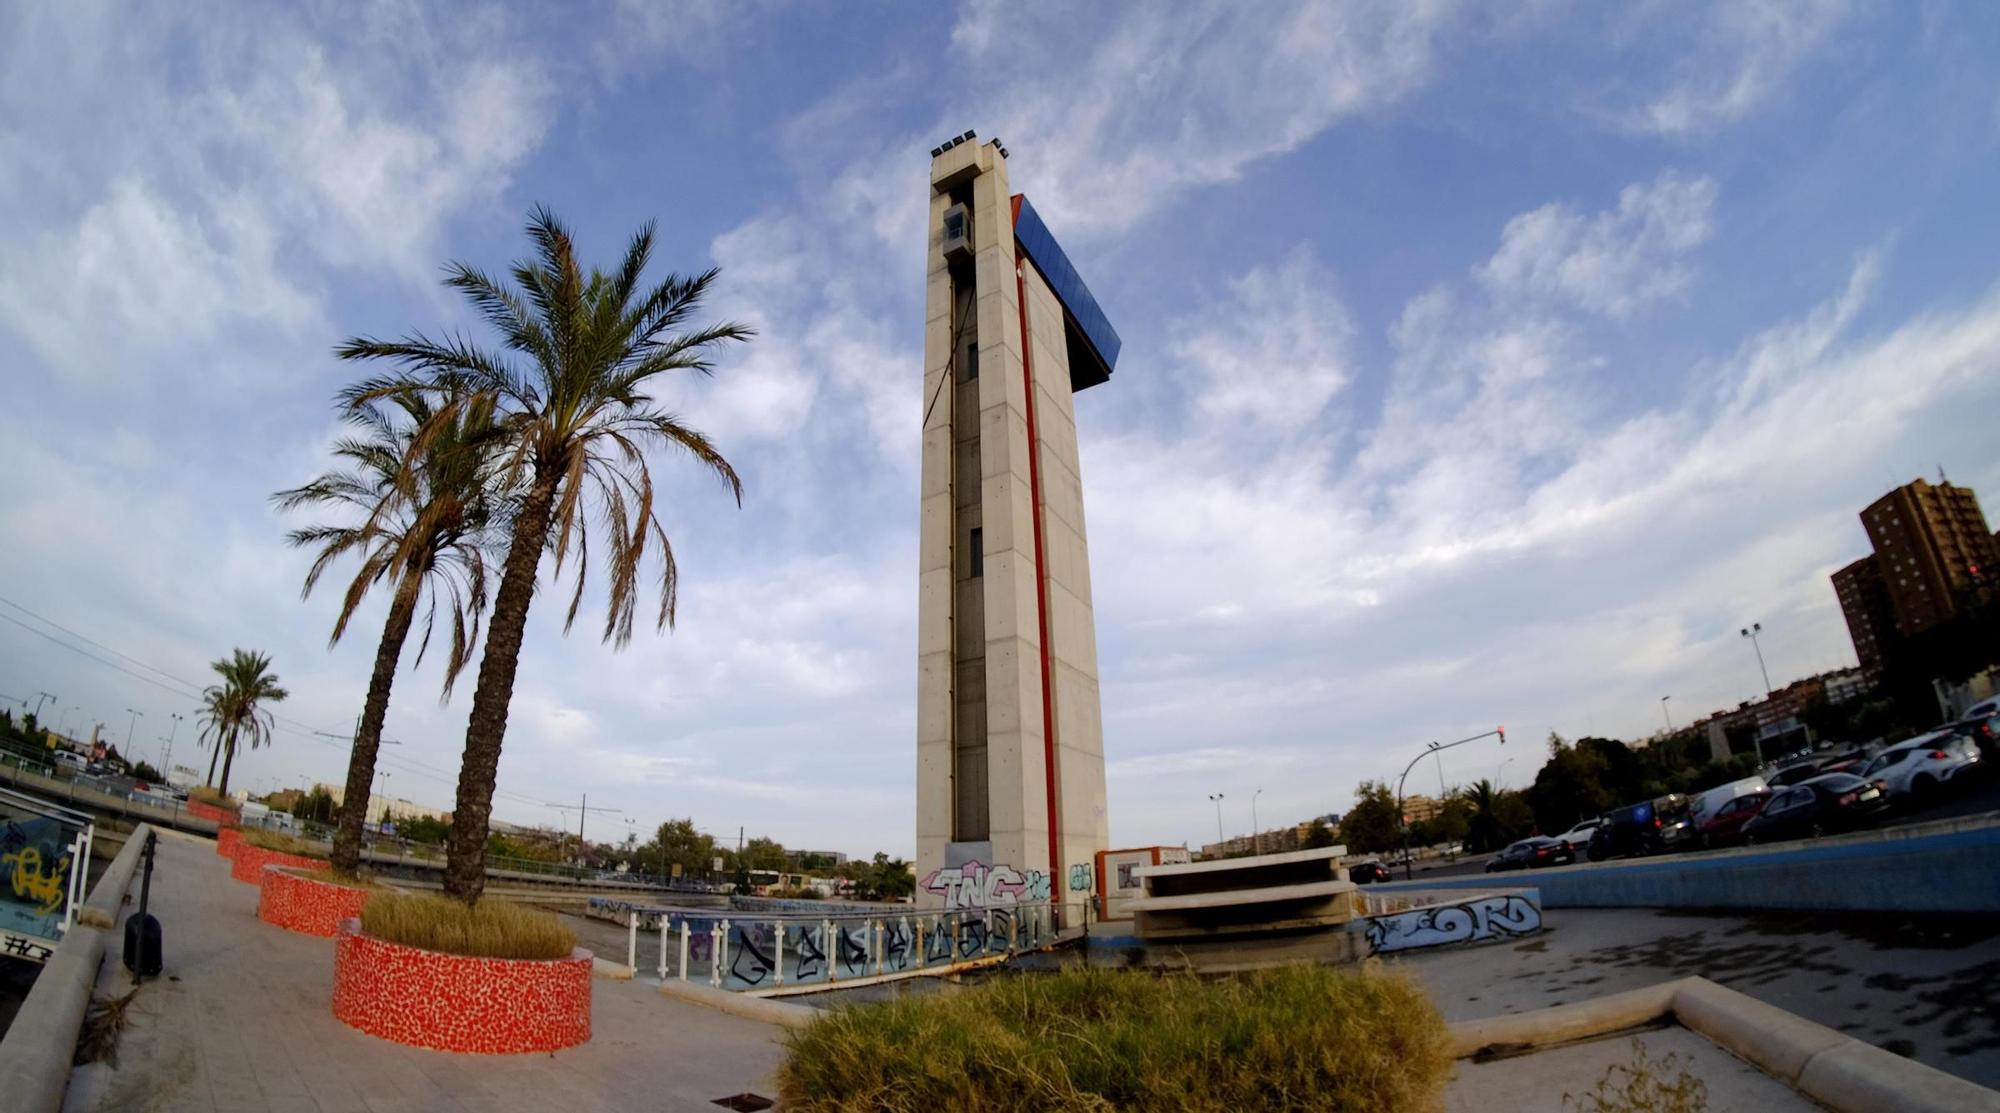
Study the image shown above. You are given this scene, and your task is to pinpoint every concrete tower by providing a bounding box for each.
[915,134,1119,927]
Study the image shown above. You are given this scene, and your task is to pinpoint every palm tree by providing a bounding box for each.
[337,206,749,902]
[1460,778,1518,854]
[273,394,505,876]
[202,649,289,796]
[197,685,232,788]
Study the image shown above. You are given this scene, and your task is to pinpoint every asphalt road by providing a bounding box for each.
[1397,770,2000,881]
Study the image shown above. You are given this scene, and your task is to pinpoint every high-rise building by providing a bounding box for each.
[1832,553,1897,680]
[1860,478,1998,637]
[916,135,1118,926]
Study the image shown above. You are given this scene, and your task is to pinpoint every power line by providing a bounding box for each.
[0,596,555,811]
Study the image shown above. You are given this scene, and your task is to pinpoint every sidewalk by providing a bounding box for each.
[65,833,790,1112]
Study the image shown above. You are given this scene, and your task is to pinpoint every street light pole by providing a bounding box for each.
[1208,793,1226,848]
[1251,789,1264,856]
[124,708,143,757]
[1740,623,1773,694]
[1396,727,1506,880]
[162,712,183,775]
[1660,696,1673,733]
[32,692,54,721]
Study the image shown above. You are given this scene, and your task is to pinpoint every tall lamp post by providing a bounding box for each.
[32,692,54,721]
[1396,727,1506,880]
[161,712,184,776]
[1660,696,1673,733]
[123,708,143,758]
[1207,792,1226,849]
[1739,623,1773,694]
[1251,788,1264,855]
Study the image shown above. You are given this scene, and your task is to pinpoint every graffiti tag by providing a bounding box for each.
[3,848,68,915]
[1363,894,1541,954]
[918,860,1050,911]
[1068,863,1092,892]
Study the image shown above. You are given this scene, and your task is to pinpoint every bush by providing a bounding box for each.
[239,828,327,859]
[779,962,1450,1112]
[359,891,576,961]
[188,786,234,807]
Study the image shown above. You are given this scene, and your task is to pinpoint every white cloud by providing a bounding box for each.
[1626,0,1848,136]
[1478,171,1718,318]
[1172,247,1355,430]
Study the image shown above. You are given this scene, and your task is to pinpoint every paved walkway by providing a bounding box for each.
[64,832,790,1112]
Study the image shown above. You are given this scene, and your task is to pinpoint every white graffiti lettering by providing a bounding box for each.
[1363,893,1541,953]
[919,860,1050,910]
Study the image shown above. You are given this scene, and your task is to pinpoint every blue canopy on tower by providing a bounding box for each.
[1011,195,1121,391]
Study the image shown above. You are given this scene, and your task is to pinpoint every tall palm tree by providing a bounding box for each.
[197,684,232,788]
[337,206,749,902]
[273,394,505,876]
[203,649,289,796]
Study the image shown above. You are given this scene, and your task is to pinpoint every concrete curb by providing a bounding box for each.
[592,958,635,981]
[0,823,156,1113]
[657,979,818,1030]
[1443,975,2000,1113]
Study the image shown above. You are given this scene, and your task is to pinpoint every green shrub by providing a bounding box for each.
[779,962,1451,1112]
[238,828,327,859]
[359,891,576,961]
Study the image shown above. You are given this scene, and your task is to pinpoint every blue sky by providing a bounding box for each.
[4,1,1999,858]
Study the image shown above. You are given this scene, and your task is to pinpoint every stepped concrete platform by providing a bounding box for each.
[64,832,789,1112]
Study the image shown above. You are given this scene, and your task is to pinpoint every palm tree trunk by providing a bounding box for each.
[442,472,558,903]
[218,728,239,796]
[205,734,222,786]
[330,576,420,876]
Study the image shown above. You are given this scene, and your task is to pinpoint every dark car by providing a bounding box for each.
[1586,796,1694,861]
[1739,773,1889,844]
[1765,761,1826,788]
[1485,836,1574,872]
[1347,860,1393,884]
[1693,790,1770,849]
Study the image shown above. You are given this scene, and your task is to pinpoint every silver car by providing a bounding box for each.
[1857,729,1982,803]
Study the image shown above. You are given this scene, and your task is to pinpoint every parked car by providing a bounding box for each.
[1766,761,1827,788]
[1347,860,1393,884]
[1554,819,1600,852]
[1856,729,1983,803]
[1739,773,1889,843]
[1961,712,1999,760]
[1586,795,1695,861]
[1485,836,1574,872]
[51,750,87,772]
[1693,789,1771,849]
[1686,777,1767,829]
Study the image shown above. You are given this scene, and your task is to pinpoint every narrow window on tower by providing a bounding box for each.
[964,343,978,380]
[969,527,983,577]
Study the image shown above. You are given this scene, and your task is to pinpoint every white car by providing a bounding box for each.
[1857,730,1982,803]
[1555,819,1600,852]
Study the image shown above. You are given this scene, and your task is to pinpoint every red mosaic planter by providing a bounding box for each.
[187,799,239,826]
[258,866,373,938]
[230,843,325,885]
[215,827,242,859]
[332,921,592,1053]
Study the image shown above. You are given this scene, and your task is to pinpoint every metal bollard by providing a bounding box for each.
[678,921,690,981]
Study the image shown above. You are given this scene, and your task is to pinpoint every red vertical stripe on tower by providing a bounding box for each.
[1014,234,1062,907]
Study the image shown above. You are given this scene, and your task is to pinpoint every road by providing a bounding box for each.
[1401,771,2000,881]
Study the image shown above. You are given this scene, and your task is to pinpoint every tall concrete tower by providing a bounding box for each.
[916,134,1119,927]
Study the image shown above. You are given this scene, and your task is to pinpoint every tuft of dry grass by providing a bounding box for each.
[779,961,1451,1112]
[284,866,380,890]
[1563,1039,1709,1113]
[238,828,327,859]
[360,891,577,961]
[187,786,234,807]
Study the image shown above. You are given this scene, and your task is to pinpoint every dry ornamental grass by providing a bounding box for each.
[779,962,1452,1112]
[238,828,329,859]
[360,891,577,961]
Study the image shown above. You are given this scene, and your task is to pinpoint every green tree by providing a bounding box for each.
[1337,781,1402,854]
[131,760,163,783]
[339,207,750,903]
[1525,734,1612,834]
[743,836,788,871]
[651,818,718,878]
[198,649,289,795]
[275,393,503,877]
[1302,819,1337,849]
[1460,779,1533,853]
[854,852,914,902]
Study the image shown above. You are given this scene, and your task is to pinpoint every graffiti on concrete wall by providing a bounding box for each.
[919,860,1051,911]
[1068,863,1092,892]
[1363,893,1541,954]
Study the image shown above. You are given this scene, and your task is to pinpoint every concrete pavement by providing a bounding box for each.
[1392,905,2000,1092]
[64,833,790,1113]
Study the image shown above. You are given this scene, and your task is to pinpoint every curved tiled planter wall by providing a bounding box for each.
[187,799,239,826]
[215,826,242,859]
[230,844,325,885]
[332,921,593,1053]
[258,867,373,938]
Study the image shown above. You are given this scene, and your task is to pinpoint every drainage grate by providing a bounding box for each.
[711,1095,775,1111]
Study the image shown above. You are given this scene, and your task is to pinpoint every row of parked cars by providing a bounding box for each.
[1483,705,1995,870]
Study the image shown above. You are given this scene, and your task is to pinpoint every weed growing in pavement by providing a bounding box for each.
[1562,1038,1708,1113]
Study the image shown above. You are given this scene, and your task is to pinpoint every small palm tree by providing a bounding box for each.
[338,206,749,902]
[202,649,288,796]
[273,394,505,876]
